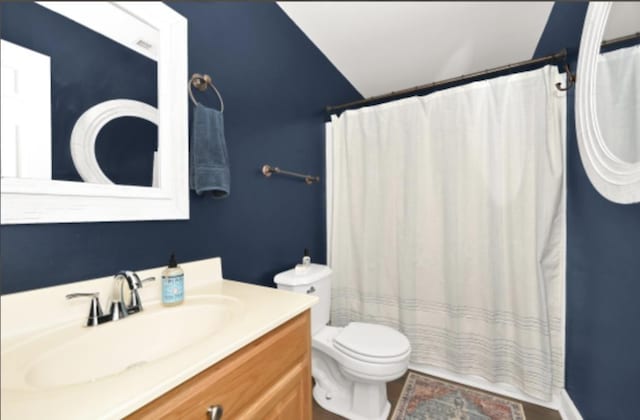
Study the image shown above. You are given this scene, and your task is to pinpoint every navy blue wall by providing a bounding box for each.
[0,2,360,294]
[535,4,640,419]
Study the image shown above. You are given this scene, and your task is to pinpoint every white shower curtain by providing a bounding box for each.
[328,65,566,401]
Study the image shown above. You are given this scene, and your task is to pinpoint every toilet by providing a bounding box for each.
[275,264,411,420]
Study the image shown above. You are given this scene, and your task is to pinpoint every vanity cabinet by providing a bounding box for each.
[127,310,312,420]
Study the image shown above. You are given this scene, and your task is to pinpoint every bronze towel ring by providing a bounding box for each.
[188,73,224,112]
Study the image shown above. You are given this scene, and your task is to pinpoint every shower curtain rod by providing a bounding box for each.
[326,32,640,114]
[325,49,567,114]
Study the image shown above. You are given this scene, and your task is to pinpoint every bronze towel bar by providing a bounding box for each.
[262,165,320,185]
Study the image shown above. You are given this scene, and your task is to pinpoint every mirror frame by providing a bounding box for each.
[0,2,189,224]
[575,1,640,204]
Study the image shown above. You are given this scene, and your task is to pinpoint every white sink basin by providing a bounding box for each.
[2,295,242,390]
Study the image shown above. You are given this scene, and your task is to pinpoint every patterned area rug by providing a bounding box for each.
[391,372,526,420]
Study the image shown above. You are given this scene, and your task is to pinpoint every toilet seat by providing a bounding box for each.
[333,322,411,364]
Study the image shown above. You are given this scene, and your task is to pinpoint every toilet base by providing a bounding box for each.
[312,382,391,420]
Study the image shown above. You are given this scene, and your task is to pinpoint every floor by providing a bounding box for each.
[312,370,562,420]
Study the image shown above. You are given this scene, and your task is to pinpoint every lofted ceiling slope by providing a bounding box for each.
[278,2,555,98]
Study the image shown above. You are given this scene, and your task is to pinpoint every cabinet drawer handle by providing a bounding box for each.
[306,286,316,294]
[208,405,223,420]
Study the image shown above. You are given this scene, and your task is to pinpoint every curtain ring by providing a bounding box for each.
[555,62,576,92]
[188,73,224,112]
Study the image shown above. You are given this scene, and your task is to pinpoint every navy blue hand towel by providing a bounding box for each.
[189,103,230,198]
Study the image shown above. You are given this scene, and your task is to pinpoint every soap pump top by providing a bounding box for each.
[295,249,311,274]
[168,253,178,268]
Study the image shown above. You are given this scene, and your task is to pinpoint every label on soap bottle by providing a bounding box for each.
[162,274,184,304]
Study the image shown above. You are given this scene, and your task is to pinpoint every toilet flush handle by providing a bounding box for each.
[306,286,316,294]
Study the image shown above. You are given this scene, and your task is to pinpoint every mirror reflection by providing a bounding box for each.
[595,3,640,164]
[0,2,158,187]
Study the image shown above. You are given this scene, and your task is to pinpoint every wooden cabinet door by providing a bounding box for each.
[127,311,312,420]
[242,355,311,420]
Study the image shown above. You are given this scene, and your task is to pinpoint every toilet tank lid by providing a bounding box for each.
[274,264,332,286]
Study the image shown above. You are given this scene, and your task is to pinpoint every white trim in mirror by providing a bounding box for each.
[0,2,189,224]
[575,2,640,204]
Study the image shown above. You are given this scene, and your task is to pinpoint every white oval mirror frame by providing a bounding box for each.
[575,2,640,204]
[0,2,188,224]
[70,99,159,186]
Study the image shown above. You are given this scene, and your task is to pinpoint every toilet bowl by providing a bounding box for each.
[312,323,411,420]
[274,263,411,420]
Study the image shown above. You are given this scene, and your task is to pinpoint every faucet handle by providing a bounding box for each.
[66,291,100,299]
[138,276,155,292]
[66,292,104,327]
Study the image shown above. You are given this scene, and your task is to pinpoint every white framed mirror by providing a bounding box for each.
[0,2,188,224]
[575,2,640,204]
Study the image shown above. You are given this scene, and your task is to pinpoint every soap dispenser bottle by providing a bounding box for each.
[162,253,184,306]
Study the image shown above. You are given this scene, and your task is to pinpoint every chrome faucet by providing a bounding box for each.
[114,270,155,314]
[66,270,155,327]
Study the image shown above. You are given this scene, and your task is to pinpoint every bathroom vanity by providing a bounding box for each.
[0,258,317,419]
[128,311,311,419]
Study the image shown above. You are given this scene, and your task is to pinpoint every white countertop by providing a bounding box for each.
[1,258,317,419]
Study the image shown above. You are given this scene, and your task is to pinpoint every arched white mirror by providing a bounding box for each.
[575,2,640,203]
[0,2,188,224]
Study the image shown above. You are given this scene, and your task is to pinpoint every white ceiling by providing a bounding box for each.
[605,3,640,41]
[279,2,555,98]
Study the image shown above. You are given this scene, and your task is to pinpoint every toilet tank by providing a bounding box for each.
[274,264,332,335]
